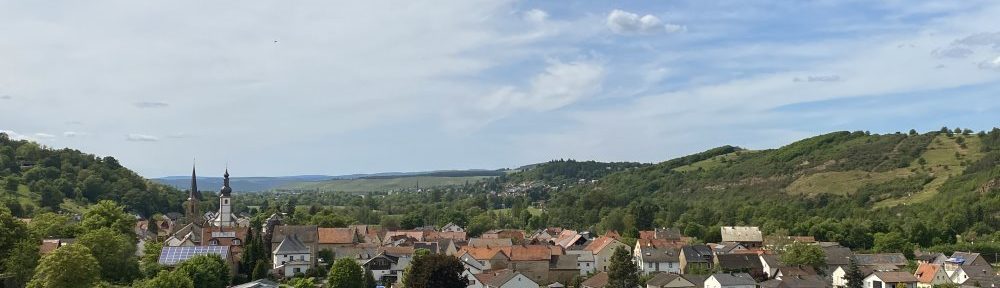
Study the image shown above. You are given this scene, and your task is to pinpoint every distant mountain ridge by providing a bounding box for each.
[151,169,505,192]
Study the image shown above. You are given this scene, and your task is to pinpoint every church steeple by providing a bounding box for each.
[220,168,232,197]
[185,162,202,225]
[189,163,199,200]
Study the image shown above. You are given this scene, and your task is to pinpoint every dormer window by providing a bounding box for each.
[233,239,241,245]
[209,239,219,246]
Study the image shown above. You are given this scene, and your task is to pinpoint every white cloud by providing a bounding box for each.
[478,60,604,112]
[63,131,87,137]
[979,56,1000,70]
[126,134,159,142]
[606,9,683,35]
[33,133,55,140]
[133,101,169,108]
[523,9,548,23]
[793,75,842,82]
[932,47,973,58]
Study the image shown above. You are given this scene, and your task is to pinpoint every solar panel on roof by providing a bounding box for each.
[158,246,229,266]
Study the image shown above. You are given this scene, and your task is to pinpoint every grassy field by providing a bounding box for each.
[874,134,983,207]
[786,170,909,196]
[279,176,494,193]
[673,151,756,172]
[786,134,984,206]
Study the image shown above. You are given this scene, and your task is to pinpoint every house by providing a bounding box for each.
[483,229,526,242]
[832,266,875,288]
[774,266,817,280]
[584,233,629,272]
[945,252,991,269]
[458,247,511,271]
[854,253,907,271]
[712,242,749,255]
[949,265,1000,286]
[760,254,782,278]
[646,273,697,288]
[705,273,757,288]
[715,253,765,277]
[165,223,202,247]
[553,230,589,249]
[913,252,946,265]
[272,234,312,277]
[913,263,952,288]
[231,279,279,288]
[530,228,563,243]
[864,271,918,288]
[362,252,412,286]
[442,222,465,232]
[201,226,247,269]
[721,227,763,248]
[580,271,609,288]
[640,228,684,241]
[470,269,540,288]
[505,245,569,285]
[158,246,230,269]
[823,246,854,272]
[317,227,358,252]
[680,244,714,273]
[634,242,681,275]
[566,249,596,275]
[767,275,829,288]
[470,238,515,248]
[270,225,318,266]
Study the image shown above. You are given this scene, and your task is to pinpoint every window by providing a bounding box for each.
[209,239,219,246]
[648,263,654,268]
[294,268,300,273]
[233,239,241,245]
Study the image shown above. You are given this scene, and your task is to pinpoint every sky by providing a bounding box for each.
[2,1,1000,177]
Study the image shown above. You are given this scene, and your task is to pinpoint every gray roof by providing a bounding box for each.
[948,252,983,266]
[231,279,279,288]
[854,253,907,267]
[647,273,695,288]
[655,228,683,240]
[274,234,310,254]
[711,273,757,286]
[641,246,681,263]
[682,245,713,263]
[716,254,764,271]
[823,246,854,266]
[775,275,828,288]
[721,226,763,242]
[870,271,918,283]
[681,275,710,287]
[468,238,513,248]
[271,225,318,244]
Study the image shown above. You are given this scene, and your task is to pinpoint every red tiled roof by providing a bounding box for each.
[914,263,942,283]
[585,236,622,253]
[318,228,355,244]
[581,271,609,288]
[502,245,553,261]
[459,247,507,260]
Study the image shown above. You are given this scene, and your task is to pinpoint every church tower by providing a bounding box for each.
[213,169,234,227]
[184,164,201,225]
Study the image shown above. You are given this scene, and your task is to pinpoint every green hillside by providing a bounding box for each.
[540,129,1000,249]
[0,133,184,218]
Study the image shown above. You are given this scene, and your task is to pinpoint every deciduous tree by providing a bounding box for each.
[177,254,230,288]
[607,246,640,288]
[402,254,465,288]
[27,244,101,288]
[328,258,364,288]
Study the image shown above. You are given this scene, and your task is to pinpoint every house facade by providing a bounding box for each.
[272,234,312,277]
[864,271,918,288]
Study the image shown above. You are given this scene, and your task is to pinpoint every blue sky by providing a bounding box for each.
[2,0,1000,177]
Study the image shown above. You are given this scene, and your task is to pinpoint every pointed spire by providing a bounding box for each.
[189,161,198,200]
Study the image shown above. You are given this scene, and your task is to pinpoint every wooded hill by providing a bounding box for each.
[0,133,184,218]
[540,128,1000,255]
